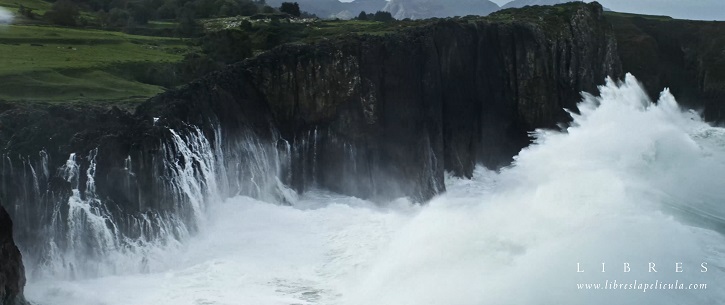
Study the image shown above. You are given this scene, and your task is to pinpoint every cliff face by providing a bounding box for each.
[437,3,620,175]
[608,14,725,123]
[0,2,620,277]
[137,2,620,195]
[0,204,27,305]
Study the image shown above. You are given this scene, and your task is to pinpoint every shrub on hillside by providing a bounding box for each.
[45,0,80,26]
[279,2,300,17]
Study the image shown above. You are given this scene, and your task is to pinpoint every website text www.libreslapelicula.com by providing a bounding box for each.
[575,262,709,292]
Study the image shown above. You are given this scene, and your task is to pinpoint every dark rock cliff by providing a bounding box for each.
[0,203,27,305]
[140,1,620,190]
[607,14,725,123]
[0,2,621,278]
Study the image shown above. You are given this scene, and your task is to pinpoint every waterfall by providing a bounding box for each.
[165,127,220,225]
[44,150,121,278]
[1,112,381,282]
[0,122,292,279]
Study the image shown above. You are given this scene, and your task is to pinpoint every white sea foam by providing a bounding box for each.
[26,74,725,304]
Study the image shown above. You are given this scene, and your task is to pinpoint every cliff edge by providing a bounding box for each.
[0,2,621,275]
[0,203,27,305]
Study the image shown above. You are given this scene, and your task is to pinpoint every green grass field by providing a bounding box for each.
[0,13,418,103]
[0,0,51,14]
[603,11,674,21]
[0,1,692,105]
[0,24,191,103]
[0,14,409,104]
[0,25,185,73]
[0,0,429,105]
[304,19,406,38]
[202,17,415,40]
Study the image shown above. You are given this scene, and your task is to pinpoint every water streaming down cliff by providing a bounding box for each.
[2,110,414,281]
[0,121,298,280]
[45,150,121,278]
[20,74,725,304]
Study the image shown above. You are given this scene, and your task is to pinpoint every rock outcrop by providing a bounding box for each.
[0,203,27,305]
[607,13,725,123]
[136,2,620,194]
[0,2,621,276]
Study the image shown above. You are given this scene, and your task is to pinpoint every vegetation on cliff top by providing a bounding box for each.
[0,0,418,104]
[0,24,190,103]
[1,1,720,106]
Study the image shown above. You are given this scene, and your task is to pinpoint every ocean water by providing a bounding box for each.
[25,74,725,304]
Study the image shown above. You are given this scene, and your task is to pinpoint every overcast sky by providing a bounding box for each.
[488,0,725,21]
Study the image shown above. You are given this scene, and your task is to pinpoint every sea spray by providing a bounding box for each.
[343,74,725,305]
[25,74,725,304]
[0,7,13,24]
[24,124,289,280]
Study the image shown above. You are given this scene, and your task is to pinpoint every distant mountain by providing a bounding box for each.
[265,0,387,19]
[501,0,578,9]
[383,0,499,19]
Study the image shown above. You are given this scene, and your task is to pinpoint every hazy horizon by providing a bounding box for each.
[338,0,725,21]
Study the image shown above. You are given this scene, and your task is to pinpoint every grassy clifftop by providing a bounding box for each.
[0,2,605,105]
[0,4,428,105]
[0,3,425,104]
[0,25,188,103]
[3,0,724,113]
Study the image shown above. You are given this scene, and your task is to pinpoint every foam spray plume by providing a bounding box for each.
[24,74,725,304]
[0,7,14,24]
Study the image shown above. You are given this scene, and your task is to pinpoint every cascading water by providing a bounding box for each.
[44,150,121,278]
[165,127,221,225]
[6,122,292,280]
[20,74,725,304]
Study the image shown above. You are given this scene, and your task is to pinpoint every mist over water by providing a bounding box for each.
[0,7,13,24]
[26,74,725,304]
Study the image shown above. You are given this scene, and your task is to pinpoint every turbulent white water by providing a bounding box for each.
[26,74,725,304]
